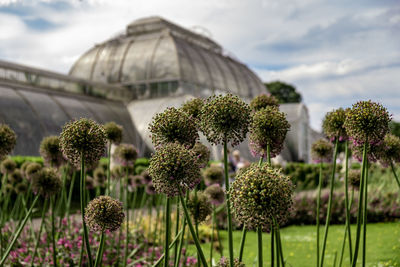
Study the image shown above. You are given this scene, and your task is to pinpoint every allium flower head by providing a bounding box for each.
[39,136,65,168]
[0,124,17,158]
[344,100,391,146]
[148,142,201,197]
[93,167,106,187]
[250,94,279,112]
[25,163,42,181]
[186,191,212,223]
[9,169,23,184]
[149,107,199,148]
[322,108,349,142]
[113,143,138,167]
[217,257,246,267]
[32,167,62,198]
[351,142,383,163]
[203,166,224,186]
[200,94,251,146]
[378,134,400,166]
[311,139,333,163]
[84,195,125,233]
[20,161,32,178]
[181,98,204,123]
[145,182,156,195]
[141,170,152,184]
[59,118,106,169]
[230,164,294,229]
[86,176,94,190]
[1,158,16,174]
[129,175,144,188]
[104,122,123,145]
[111,165,124,180]
[204,184,225,206]
[249,106,290,158]
[4,183,13,195]
[15,182,28,194]
[348,169,361,188]
[191,143,210,168]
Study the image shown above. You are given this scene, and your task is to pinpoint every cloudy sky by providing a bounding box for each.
[0,0,399,130]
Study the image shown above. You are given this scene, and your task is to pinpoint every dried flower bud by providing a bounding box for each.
[203,166,224,186]
[104,122,123,145]
[39,136,66,168]
[1,158,16,174]
[149,107,199,148]
[186,191,212,223]
[250,94,279,112]
[200,94,250,147]
[60,118,106,169]
[311,139,333,163]
[113,143,138,167]
[0,124,17,158]
[191,143,210,168]
[204,184,225,206]
[322,108,349,142]
[84,195,125,233]
[32,167,62,198]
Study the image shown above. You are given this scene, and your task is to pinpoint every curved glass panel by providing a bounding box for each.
[107,41,130,83]
[52,95,95,120]
[18,90,70,135]
[150,36,180,80]
[69,47,99,80]
[226,59,247,96]
[0,86,43,155]
[91,44,115,83]
[173,38,198,85]
[213,54,239,93]
[180,42,212,87]
[200,49,226,90]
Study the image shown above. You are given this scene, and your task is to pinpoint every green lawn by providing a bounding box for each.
[188,223,400,266]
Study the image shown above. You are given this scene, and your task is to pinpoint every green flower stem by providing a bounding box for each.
[343,141,352,262]
[178,186,208,267]
[338,188,355,267]
[320,138,339,267]
[316,161,323,267]
[80,153,93,267]
[106,142,112,196]
[153,228,183,267]
[0,194,39,266]
[210,205,216,266]
[271,225,275,267]
[257,226,263,267]
[362,162,369,266]
[31,198,48,266]
[124,170,130,267]
[174,198,180,267]
[351,142,368,267]
[164,197,171,267]
[390,161,400,189]
[223,140,234,267]
[51,196,58,267]
[275,222,285,267]
[276,227,280,267]
[175,206,187,267]
[238,224,247,262]
[94,230,105,267]
[66,171,76,224]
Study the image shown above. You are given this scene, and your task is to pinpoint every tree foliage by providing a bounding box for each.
[264,81,302,103]
[389,121,400,138]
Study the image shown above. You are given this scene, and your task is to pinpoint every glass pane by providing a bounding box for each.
[69,47,99,80]
[200,50,226,90]
[181,42,212,88]
[52,95,95,120]
[214,54,238,92]
[91,44,114,83]
[108,41,130,83]
[174,38,197,85]
[150,36,179,80]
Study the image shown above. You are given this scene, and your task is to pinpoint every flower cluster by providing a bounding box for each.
[141,170,152,184]
[103,122,123,145]
[217,257,246,267]
[181,98,204,123]
[191,143,210,168]
[200,94,250,147]
[249,106,290,158]
[344,100,391,146]
[0,124,17,158]
[204,184,225,206]
[186,191,212,223]
[311,139,333,163]
[322,108,349,142]
[378,134,400,166]
[148,142,201,197]
[60,118,106,169]
[93,167,106,187]
[129,175,144,189]
[1,158,17,174]
[84,195,125,233]
[149,107,199,148]
[202,166,224,186]
[250,94,279,112]
[348,169,361,189]
[32,167,62,198]
[39,136,65,168]
[230,164,294,229]
[113,143,138,167]
[25,162,42,181]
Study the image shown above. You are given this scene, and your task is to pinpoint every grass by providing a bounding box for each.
[188,222,400,266]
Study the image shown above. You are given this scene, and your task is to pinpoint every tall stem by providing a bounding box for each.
[51,197,58,267]
[351,142,367,267]
[316,161,323,267]
[164,197,171,267]
[94,231,105,267]
[223,140,234,267]
[362,161,369,266]
[210,205,216,266]
[257,227,263,267]
[178,186,208,267]
[80,153,93,267]
[238,224,247,262]
[0,194,39,266]
[390,161,400,189]
[174,198,180,266]
[175,193,189,267]
[343,141,353,262]
[271,226,275,267]
[31,198,48,266]
[106,142,112,196]
[124,168,129,267]
[320,139,339,267]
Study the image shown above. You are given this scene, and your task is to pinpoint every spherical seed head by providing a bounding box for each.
[103,122,123,145]
[84,195,125,233]
[202,166,224,186]
[322,108,349,142]
[311,139,334,163]
[9,169,23,184]
[204,184,225,206]
[20,161,32,178]
[141,170,152,184]
[25,162,42,181]
[148,142,201,197]
[93,167,106,187]
[344,100,391,146]
[217,257,246,267]
[249,106,290,158]
[59,118,106,169]
[348,169,361,188]
[250,94,279,112]
[181,98,204,123]
[32,167,62,198]
[351,141,383,163]
[186,191,212,223]
[0,124,17,158]
[129,175,144,188]
[149,107,199,148]
[1,158,16,174]
[4,183,14,194]
[111,165,125,180]
[86,176,95,190]
[200,94,251,147]
[39,136,66,168]
[113,143,138,167]
[230,164,294,229]
[145,182,156,195]
[379,134,400,166]
[15,182,28,194]
[191,143,210,168]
